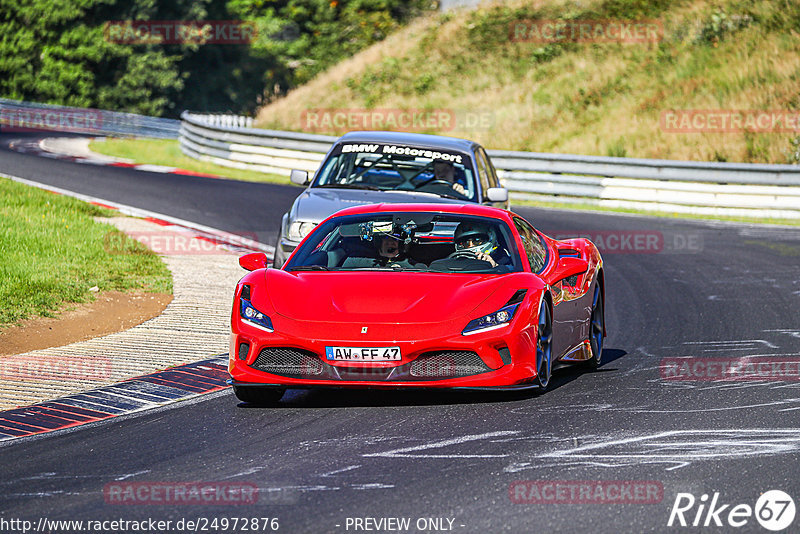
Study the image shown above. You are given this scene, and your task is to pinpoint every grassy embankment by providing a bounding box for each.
[258,0,800,163]
[0,178,172,327]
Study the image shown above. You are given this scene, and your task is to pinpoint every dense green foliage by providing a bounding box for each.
[0,0,430,116]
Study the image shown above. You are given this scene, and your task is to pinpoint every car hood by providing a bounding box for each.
[291,188,465,224]
[266,270,506,324]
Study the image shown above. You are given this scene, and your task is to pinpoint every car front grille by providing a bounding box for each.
[410,350,490,378]
[250,348,492,381]
[251,347,324,377]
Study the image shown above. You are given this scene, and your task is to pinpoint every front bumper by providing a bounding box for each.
[228,379,543,392]
[229,319,540,389]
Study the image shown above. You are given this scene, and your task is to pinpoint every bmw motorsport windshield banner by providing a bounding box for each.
[335,143,466,164]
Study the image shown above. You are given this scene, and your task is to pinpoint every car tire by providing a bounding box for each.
[534,300,553,391]
[233,386,285,406]
[587,284,604,369]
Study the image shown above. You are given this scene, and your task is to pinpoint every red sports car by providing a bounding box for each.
[229,203,604,404]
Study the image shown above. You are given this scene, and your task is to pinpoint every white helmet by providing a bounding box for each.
[454,221,497,256]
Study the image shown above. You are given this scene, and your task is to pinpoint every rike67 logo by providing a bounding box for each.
[668,490,796,531]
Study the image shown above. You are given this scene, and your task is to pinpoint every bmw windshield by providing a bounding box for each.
[313,143,477,201]
[285,212,522,274]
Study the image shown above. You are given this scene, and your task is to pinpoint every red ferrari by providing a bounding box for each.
[229,204,604,404]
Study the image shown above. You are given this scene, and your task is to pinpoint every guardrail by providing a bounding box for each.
[179,111,800,219]
[0,98,179,138]
[180,112,333,175]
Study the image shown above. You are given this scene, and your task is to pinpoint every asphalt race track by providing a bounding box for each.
[2,134,800,533]
[0,133,298,244]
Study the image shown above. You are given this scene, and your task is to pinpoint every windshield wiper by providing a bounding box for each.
[290,265,329,271]
[350,265,428,272]
[431,192,463,200]
[317,183,382,191]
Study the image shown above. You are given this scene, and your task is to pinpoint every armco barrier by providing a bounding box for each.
[4,99,798,219]
[179,112,800,219]
[0,98,179,138]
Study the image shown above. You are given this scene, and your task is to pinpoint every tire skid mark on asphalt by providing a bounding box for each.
[682,339,779,349]
[362,430,520,459]
[319,465,362,477]
[509,404,618,415]
[766,328,800,339]
[621,399,800,413]
[503,429,800,472]
[0,357,229,443]
[654,380,794,392]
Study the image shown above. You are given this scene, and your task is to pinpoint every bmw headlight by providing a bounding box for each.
[462,304,519,336]
[240,299,274,332]
[287,220,317,241]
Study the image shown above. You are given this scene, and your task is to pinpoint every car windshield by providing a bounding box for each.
[285,212,522,274]
[312,143,477,201]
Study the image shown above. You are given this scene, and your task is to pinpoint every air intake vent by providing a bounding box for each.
[251,347,324,377]
[410,351,490,378]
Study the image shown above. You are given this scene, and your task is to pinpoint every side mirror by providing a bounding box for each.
[552,256,589,282]
[239,252,268,271]
[485,187,508,203]
[290,169,310,186]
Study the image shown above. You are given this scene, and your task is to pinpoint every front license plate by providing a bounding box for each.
[325,346,402,361]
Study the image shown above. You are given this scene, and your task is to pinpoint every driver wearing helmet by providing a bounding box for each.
[433,160,466,195]
[450,221,501,267]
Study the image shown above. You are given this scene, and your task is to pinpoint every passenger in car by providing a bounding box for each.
[340,234,421,270]
[374,234,421,269]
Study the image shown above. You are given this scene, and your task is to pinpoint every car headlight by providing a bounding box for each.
[462,304,519,336]
[240,299,274,332]
[287,220,317,241]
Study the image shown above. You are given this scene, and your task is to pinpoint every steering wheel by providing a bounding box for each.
[450,249,478,260]
[414,178,452,189]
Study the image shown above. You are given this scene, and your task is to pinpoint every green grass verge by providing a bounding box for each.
[512,198,800,227]
[89,138,290,184]
[0,178,172,327]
